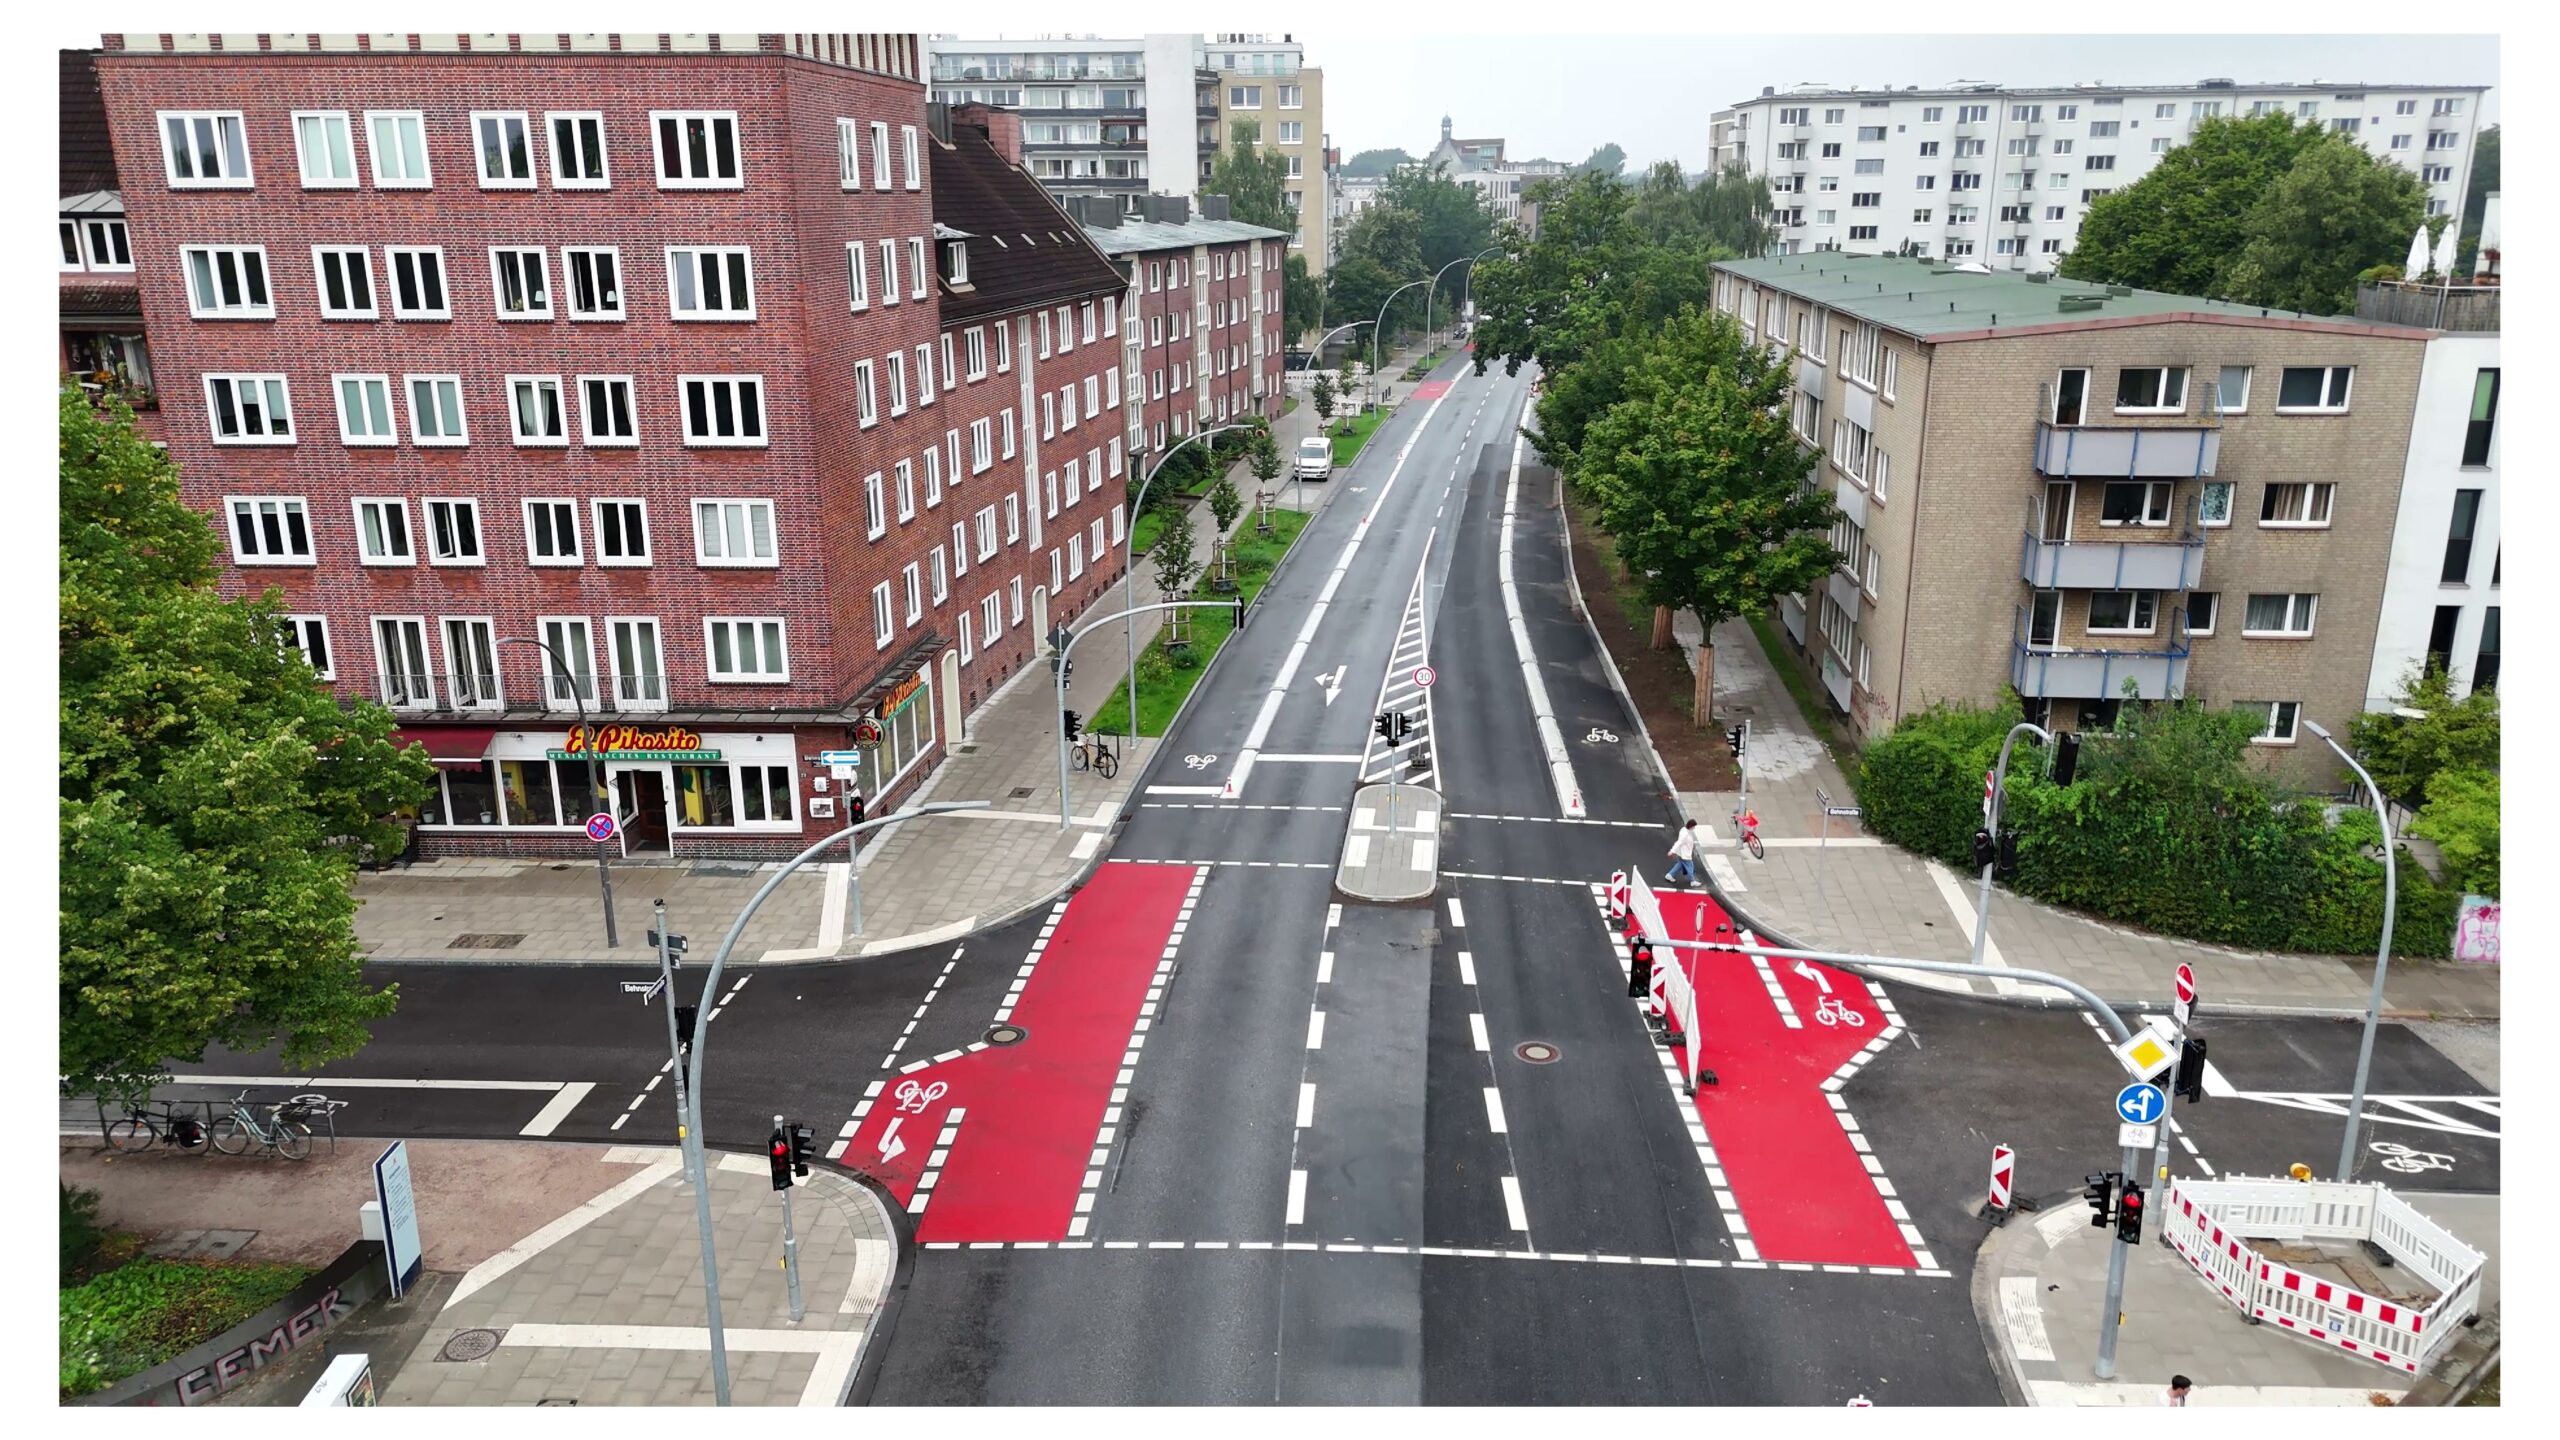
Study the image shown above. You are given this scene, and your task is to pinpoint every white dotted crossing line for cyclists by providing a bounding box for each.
[911,1239,1946,1276]
[1069,866,1208,1239]
[904,1109,968,1216]
[994,899,1071,1027]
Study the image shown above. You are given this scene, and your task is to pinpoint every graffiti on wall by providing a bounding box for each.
[172,1287,354,1405]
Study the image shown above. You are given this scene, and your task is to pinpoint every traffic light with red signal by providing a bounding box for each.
[2115,1180,2146,1244]
[768,1126,794,1191]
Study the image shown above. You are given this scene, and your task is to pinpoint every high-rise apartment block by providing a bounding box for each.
[1712,79,2488,271]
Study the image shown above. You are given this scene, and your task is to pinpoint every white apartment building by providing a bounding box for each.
[2359,284,2500,706]
[1713,79,2489,272]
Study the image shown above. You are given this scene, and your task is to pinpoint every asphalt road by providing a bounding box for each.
[146,353,2503,1405]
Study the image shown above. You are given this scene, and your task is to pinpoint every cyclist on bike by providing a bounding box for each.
[1737,807,1763,859]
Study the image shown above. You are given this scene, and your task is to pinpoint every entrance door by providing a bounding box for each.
[939,651,964,745]
[2041,482,2075,541]
[614,768,671,855]
[1032,586,1051,656]
[2029,591,2062,648]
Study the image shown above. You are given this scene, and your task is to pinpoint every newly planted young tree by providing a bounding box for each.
[1310,371,1337,426]
[1151,505,1201,644]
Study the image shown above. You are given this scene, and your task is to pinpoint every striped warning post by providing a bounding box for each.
[1988,1144,2015,1213]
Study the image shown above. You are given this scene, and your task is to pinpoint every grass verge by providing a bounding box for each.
[1328,406,1391,467]
[1744,610,1852,758]
[1090,509,1310,737]
[62,1252,315,1398]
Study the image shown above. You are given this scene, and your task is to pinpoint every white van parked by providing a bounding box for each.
[1294,436,1335,482]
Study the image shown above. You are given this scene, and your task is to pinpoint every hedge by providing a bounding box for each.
[1854,697,2458,958]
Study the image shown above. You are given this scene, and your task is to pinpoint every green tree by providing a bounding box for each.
[2456,125,2498,277]
[2345,666,2499,807]
[1574,142,1627,179]
[1342,147,1414,178]
[60,389,433,1096]
[1310,371,1337,425]
[1208,468,1243,537]
[1281,252,1322,344]
[1205,117,1294,234]
[1247,423,1283,496]
[1576,310,1841,719]
[2413,766,2498,898]
[1340,355,1367,414]
[2060,114,2330,300]
[2216,134,2429,315]
[1327,201,1425,338]
[1371,164,1496,326]
[1150,502,1200,642]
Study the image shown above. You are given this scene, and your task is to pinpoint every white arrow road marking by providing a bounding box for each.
[878,1116,908,1163]
[1791,959,1833,995]
[1317,664,1345,706]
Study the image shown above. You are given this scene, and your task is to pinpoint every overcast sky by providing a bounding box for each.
[1312,33,2501,172]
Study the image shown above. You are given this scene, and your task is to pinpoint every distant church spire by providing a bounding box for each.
[1441,114,1453,141]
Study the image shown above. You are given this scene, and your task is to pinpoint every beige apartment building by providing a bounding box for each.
[1208,37,1328,272]
[1711,253,2430,786]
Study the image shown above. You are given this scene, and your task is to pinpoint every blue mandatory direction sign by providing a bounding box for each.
[2114,1082,2168,1126]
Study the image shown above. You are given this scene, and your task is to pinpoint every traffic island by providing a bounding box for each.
[1335,782,1440,903]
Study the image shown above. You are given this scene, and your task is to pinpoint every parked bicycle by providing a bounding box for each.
[207,1090,316,1160]
[1070,734,1120,779]
[103,1101,209,1154]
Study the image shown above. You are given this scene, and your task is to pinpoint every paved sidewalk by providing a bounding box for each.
[1975,1189,2497,1405]
[1658,611,2499,1020]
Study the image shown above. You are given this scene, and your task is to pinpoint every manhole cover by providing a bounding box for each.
[439,1327,506,1362]
[1009,787,1036,800]
[1515,1041,1560,1065]
[985,1023,1029,1046]
[448,933,526,950]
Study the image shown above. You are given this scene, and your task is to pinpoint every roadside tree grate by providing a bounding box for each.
[439,1327,506,1362]
[448,933,526,950]
[1515,1041,1561,1065]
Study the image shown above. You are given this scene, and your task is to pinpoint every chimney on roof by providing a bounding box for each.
[1201,194,1232,221]
[953,103,1023,167]
[927,102,952,146]
[1066,194,1121,229]
[1762,86,1775,97]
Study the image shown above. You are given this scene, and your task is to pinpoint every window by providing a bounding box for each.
[524,499,581,565]
[160,110,252,187]
[996,319,1013,372]
[549,111,610,188]
[965,327,988,380]
[403,498,477,568]
[2461,369,2499,467]
[365,110,432,188]
[2198,481,2234,528]
[353,499,413,565]
[608,618,666,710]
[1918,142,1940,159]
[508,375,566,445]
[2097,481,2173,528]
[472,111,534,187]
[931,547,950,603]
[692,499,777,568]
[181,245,273,319]
[2433,96,2464,116]
[1041,392,1055,439]
[387,248,451,319]
[870,121,891,191]
[308,246,376,319]
[879,239,900,306]
[951,521,970,578]
[1009,578,1025,626]
[563,248,623,320]
[2084,154,2115,172]
[837,118,862,188]
[204,374,294,444]
[902,562,924,623]
[406,375,467,446]
[2185,592,2219,636]
[894,460,917,522]
[280,112,362,196]
[667,247,755,319]
[1005,493,1022,544]
[910,237,930,300]
[227,497,312,563]
[2114,366,2187,413]
[872,583,896,648]
[653,111,742,188]
[1881,349,1899,402]
[887,351,909,416]
[2239,701,2301,745]
[1871,448,1891,502]
[2276,366,2353,412]
[1068,534,1085,579]
[375,618,436,709]
[2441,488,2482,582]
[2242,592,2318,637]
[282,616,333,678]
[532,617,596,707]
[970,418,994,473]
[1230,85,1262,108]
[1001,407,1017,459]
[487,247,552,319]
[2086,590,2159,634]
[924,448,945,508]
[863,472,887,540]
[902,124,922,189]
[2474,607,2501,690]
[2215,365,2252,415]
[579,376,636,446]
[681,376,767,446]
[2089,120,2120,138]
[916,344,936,405]
[333,375,396,445]
[2259,482,2336,527]
[940,334,956,391]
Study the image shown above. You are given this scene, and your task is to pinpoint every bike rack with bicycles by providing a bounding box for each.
[90,1090,347,1158]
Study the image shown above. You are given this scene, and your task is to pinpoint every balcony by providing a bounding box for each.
[2032,421,2219,479]
[2011,607,2192,701]
[2019,529,2203,590]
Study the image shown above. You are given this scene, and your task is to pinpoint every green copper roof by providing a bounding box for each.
[1712,252,2364,341]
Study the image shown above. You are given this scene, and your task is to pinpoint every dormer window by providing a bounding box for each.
[940,240,970,287]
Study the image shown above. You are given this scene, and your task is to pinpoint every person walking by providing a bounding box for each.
[1665,820,1703,886]
[2161,1375,2193,1406]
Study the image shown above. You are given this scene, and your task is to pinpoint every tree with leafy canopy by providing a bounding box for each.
[1281,252,1322,344]
[2216,134,2429,315]
[1575,310,1841,719]
[1150,499,1200,642]
[1376,162,1498,325]
[1205,118,1295,234]
[60,387,435,1098]
[2345,665,2499,808]
[1575,142,1627,179]
[1342,147,1414,178]
[2412,766,2497,898]
[1310,371,1337,425]
[1339,355,1366,416]
[1326,203,1425,342]
[1246,422,1283,498]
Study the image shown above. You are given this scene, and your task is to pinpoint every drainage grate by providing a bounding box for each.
[448,933,526,950]
[439,1327,507,1362]
[1009,787,1037,800]
[986,1023,1029,1046]
[1515,1041,1561,1065]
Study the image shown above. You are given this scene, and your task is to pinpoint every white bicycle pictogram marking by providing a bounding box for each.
[1183,753,1219,770]
[892,1079,949,1115]
[2369,1141,2456,1174]
[1812,995,1866,1028]
[1585,727,1619,744]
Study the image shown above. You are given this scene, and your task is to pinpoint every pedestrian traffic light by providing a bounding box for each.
[789,1122,817,1177]
[1376,711,1400,747]
[2053,731,2083,787]
[2083,1172,2117,1228]
[1971,828,1997,870]
[1063,708,1083,741]
[1627,935,1655,999]
[1234,598,1247,629]
[1061,658,1075,684]
[769,1126,794,1191]
[2173,1035,2208,1104]
[1393,711,1411,744]
[1995,828,2019,880]
[848,790,866,826]
[1726,725,1746,757]
[2115,1180,2145,1243]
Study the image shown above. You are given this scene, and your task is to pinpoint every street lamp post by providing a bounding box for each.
[1970,721,2052,968]
[2305,717,2398,1184]
[1303,319,1371,510]
[494,634,617,948]
[1370,278,1430,414]
[1120,422,1255,751]
[1456,245,1501,343]
[1422,253,1473,358]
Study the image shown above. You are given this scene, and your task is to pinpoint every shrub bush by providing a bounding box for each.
[60,1256,314,1398]
[1852,698,2021,866]
[61,1183,104,1284]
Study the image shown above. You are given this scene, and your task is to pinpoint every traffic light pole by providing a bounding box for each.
[1049,598,1254,829]
[1971,722,2052,969]
[774,1112,805,1324]
[650,901,725,1405]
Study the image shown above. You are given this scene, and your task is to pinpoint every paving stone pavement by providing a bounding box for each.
[383,1146,895,1407]
[1978,1190,2497,1406]
[1641,611,2499,1020]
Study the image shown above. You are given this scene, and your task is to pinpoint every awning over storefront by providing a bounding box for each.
[849,634,946,718]
[391,724,498,764]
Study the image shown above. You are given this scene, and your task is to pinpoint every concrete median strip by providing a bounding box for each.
[1336,783,1441,902]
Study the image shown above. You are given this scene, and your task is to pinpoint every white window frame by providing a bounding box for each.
[471,110,536,189]
[837,118,862,189]
[2098,480,2174,529]
[879,239,900,307]
[651,110,744,190]
[225,496,315,565]
[1004,493,1022,544]
[975,505,998,563]
[2241,592,2320,638]
[909,236,929,301]
[364,109,433,189]
[864,472,888,541]
[563,247,624,321]
[312,246,377,319]
[694,498,779,568]
[352,497,415,567]
[895,460,917,523]
[846,241,870,311]
[926,445,946,508]
[930,546,950,604]
[704,618,791,683]
[916,344,936,406]
[887,351,909,416]
[547,111,611,190]
[159,110,253,189]
[374,616,438,712]
[2217,365,2253,415]
[424,498,485,567]
[181,244,275,320]
[1001,407,1018,459]
[872,582,896,649]
[507,374,568,447]
[870,121,892,192]
[666,245,758,321]
[679,375,769,448]
[996,319,1013,372]
[386,246,452,320]
[405,374,469,447]
[332,374,397,447]
[2186,592,2219,637]
[523,498,583,567]
[283,615,335,678]
[971,417,994,473]
[534,617,597,711]
[291,110,356,188]
[606,617,668,712]
[578,375,638,447]
[1009,577,1025,626]
[204,374,296,446]
[2258,481,2337,529]
[2113,365,2189,415]
[902,124,922,189]
[490,246,553,320]
[2241,700,2301,746]
[2085,589,2160,636]
[941,333,957,392]
[965,326,988,380]
[2276,365,2355,414]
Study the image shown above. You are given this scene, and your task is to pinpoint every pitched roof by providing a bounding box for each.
[61,281,143,319]
[60,50,119,198]
[928,120,1128,326]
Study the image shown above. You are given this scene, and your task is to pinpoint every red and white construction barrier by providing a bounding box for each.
[1608,871,1630,922]
[2161,1177,2485,1375]
[1621,869,1704,1091]
[1987,1144,2015,1213]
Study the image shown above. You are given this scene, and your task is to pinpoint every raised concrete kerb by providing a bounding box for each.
[1337,782,1441,903]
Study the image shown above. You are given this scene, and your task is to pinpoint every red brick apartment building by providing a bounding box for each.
[88,32,1138,860]
[61,52,160,443]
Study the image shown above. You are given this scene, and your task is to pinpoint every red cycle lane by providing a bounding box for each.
[1655,893,1918,1269]
[843,862,1200,1242]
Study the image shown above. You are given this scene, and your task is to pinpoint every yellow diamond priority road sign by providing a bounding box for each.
[2112,1023,2178,1081]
